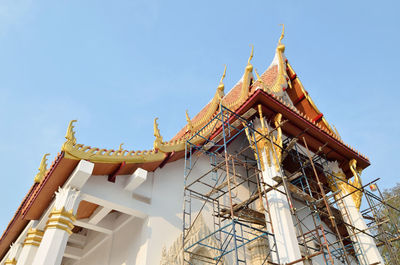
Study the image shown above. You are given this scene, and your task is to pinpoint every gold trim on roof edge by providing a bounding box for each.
[62,114,222,163]
[261,81,369,162]
[286,62,338,138]
[62,120,166,163]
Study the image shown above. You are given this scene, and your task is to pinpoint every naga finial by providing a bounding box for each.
[119,143,124,151]
[34,153,50,183]
[154,118,163,142]
[185,110,194,132]
[277,24,286,52]
[240,46,254,99]
[248,45,254,65]
[65,120,77,145]
[216,65,226,102]
[153,118,164,151]
[220,65,227,84]
[279,24,285,45]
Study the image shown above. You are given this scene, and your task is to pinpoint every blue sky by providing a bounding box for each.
[0,0,399,231]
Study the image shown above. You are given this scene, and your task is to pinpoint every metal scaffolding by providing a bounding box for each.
[181,104,400,265]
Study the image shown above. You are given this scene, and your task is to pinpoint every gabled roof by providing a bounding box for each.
[0,28,370,260]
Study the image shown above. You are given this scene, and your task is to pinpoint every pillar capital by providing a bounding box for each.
[23,229,44,247]
[5,243,21,265]
[53,186,80,214]
[45,187,80,235]
[17,228,43,265]
[32,187,80,265]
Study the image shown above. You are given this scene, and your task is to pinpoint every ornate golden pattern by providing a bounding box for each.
[245,105,283,171]
[62,120,166,163]
[349,159,363,210]
[4,258,16,265]
[328,160,363,210]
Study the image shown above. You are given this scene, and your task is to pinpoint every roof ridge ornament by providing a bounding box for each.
[62,120,77,152]
[34,153,50,183]
[220,65,227,84]
[278,24,285,52]
[153,118,164,151]
[230,45,254,109]
[65,120,77,145]
[279,24,285,45]
[248,45,254,65]
[185,110,194,132]
[217,65,226,102]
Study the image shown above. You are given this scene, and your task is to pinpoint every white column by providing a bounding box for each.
[16,229,44,265]
[326,161,384,265]
[252,115,303,265]
[32,187,81,265]
[4,243,22,265]
[260,150,303,264]
[341,193,384,264]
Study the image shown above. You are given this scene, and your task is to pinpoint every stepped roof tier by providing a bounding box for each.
[0,28,370,260]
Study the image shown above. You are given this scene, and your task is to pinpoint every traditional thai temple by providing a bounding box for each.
[1,27,399,265]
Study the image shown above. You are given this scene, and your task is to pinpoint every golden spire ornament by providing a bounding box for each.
[278,24,285,52]
[34,153,50,183]
[185,110,194,132]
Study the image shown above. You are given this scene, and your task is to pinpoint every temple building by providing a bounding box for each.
[1,27,399,265]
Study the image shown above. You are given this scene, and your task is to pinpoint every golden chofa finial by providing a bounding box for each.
[62,120,77,152]
[248,45,254,64]
[279,24,285,44]
[216,65,226,101]
[277,24,285,52]
[65,120,77,145]
[185,110,194,132]
[220,64,227,85]
[238,46,254,105]
[246,45,254,71]
[34,153,50,183]
[153,118,163,150]
[119,143,124,151]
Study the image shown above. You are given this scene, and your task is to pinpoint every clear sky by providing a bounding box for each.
[0,0,399,232]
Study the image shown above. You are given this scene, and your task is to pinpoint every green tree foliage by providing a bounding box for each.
[374,183,400,263]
